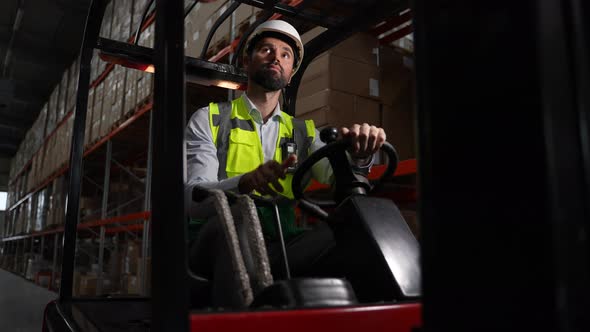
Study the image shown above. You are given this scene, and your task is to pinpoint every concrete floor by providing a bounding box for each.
[0,268,57,332]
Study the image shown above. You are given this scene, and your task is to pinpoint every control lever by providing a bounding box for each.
[249,195,291,280]
[320,127,339,144]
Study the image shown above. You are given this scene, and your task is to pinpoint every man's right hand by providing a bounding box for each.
[238,155,298,195]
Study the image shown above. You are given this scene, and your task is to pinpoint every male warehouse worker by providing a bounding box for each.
[185,20,387,304]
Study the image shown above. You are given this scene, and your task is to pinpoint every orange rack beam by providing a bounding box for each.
[8,13,156,187]
[305,158,417,192]
[7,102,153,212]
[1,211,151,242]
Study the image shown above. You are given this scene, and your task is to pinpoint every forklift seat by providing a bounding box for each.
[189,188,357,309]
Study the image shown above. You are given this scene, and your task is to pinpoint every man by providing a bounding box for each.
[185,20,386,304]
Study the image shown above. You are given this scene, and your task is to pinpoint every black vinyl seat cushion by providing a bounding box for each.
[250,278,357,309]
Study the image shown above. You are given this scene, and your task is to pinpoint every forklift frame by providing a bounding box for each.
[45,0,590,331]
[46,0,421,331]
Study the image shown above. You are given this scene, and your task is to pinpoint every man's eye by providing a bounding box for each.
[282,53,291,59]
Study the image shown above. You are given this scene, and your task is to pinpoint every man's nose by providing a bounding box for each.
[269,48,281,63]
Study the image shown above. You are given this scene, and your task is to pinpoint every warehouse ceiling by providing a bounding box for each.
[0,0,90,187]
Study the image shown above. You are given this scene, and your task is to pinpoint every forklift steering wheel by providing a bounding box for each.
[292,133,399,221]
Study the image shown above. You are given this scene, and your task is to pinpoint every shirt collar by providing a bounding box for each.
[241,93,286,124]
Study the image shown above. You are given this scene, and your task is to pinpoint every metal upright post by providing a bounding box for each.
[97,140,112,295]
[152,0,189,330]
[60,0,107,301]
[140,110,153,295]
[228,1,236,101]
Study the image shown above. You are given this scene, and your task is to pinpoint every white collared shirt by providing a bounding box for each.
[184,93,370,216]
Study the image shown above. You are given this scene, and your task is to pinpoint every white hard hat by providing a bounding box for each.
[244,20,304,74]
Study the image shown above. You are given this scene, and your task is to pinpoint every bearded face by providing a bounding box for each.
[246,37,295,92]
[250,62,290,91]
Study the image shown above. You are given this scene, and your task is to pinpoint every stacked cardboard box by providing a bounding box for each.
[47,85,59,135]
[296,30,417,160]
[296,32,382,128]
[132,0,150,38]
[123,68,138,116]
[378,46,415,160]
[111,66,125,126]
[46,176,66,228]
[135,24,154,109]
[57,69,69,123]
[85,87,95,147]
[91,82,105,144]
[33,188,49,232]
[120,240,145,294]
[66,57,79,113]
[100,73,115,138]
[185,0,255,59]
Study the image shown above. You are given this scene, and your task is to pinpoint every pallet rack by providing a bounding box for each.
[0,0,416,298]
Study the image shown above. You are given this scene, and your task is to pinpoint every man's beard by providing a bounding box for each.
[251,65,289,91]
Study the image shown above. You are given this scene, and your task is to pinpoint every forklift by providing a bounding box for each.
[43,0,590,331]
[43,0,422,331]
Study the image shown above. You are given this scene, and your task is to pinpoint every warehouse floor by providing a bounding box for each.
[0,269,56,331]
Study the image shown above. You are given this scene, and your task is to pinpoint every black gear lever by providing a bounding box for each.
[320,127,339,144]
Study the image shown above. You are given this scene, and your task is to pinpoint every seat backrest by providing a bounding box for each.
[190,189,254,306]
[190,188,273,307]
[229,195,274,294]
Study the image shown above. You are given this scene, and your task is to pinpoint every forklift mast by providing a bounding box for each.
[53,1,416,331]
[49,0,590,331]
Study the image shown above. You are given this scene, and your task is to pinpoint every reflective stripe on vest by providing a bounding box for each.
[209,97,315,199]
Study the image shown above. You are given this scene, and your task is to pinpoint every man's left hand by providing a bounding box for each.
[340,123,387,160]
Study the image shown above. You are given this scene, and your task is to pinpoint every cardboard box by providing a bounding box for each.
[79,274,98,296]
[381,103,416,161]
[85,87,95,147]
[301,26,326,44]
[185,20,205,59]
[302,29,380,67]
[65,113,74,162]
[138,22,154,48]
[57,69,69,122]
[185,1,227,29]
[67,57,79,113]
[91,82,104,143]
[296,89,381,128]
[123,68,138,116]
[378,46,414,106]
[47,85,59,134]
[122,240,141,275]
[185,0,253,58]
[111,5,121,41]
[111,66,125,126]
[119,1,133,41]
[137,257,151,295]
[209,2,252,44]
[101,74,114,137]
[72,271,81,296]
[80,197,100,221]
[136,72,153,105]
[100,1,113,39]
[132,0,150,36]
[299,53,381,101]
[96,50,107,83]
[123,274,139,294]
[90,49,99,82]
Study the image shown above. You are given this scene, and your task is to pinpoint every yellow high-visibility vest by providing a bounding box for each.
[208,97,315,199]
